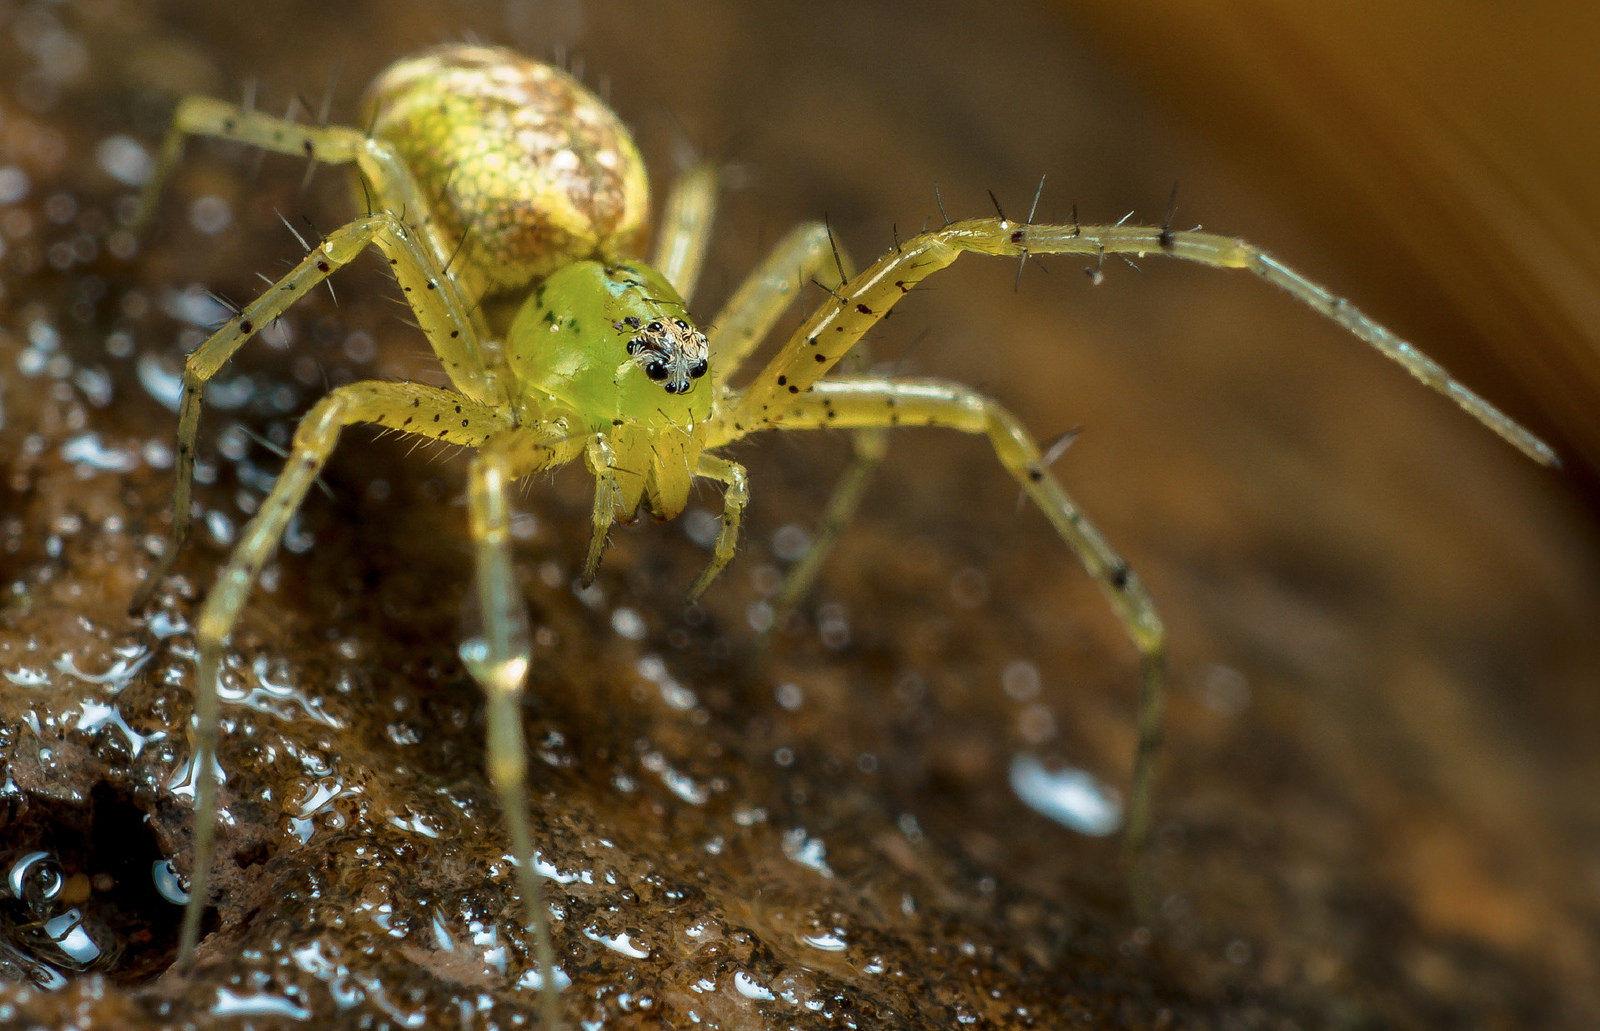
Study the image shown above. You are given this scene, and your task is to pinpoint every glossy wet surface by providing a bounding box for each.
[3,1,1599,1028]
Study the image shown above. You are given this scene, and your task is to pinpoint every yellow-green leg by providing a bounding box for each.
[686,453,750,600]
[746,376,1167,858]
[730,217,1556,466]
[182,382,505,964]
[137,95,476,333]
[705,222,887,611]
[706,222,845,389]
[463,440,563,1028]
[131,209,504,614]
[651,164,719,304]
[767,424,888,620]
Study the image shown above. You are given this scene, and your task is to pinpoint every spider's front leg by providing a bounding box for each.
[732,217,1556,466]
[131,210,498,613]
[732,377,1167,857]
[463,439,563,1029]
[179,382,505,964]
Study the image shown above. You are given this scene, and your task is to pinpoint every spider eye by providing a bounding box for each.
[626,338,645,355]
[644,361,669,381]
[647,321,663,332]
[675,319,689,330]
[688,359,708,379]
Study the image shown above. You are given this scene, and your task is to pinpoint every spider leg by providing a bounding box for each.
[707,222,845,389]
[138,99,449,266]
[464,437,563,1029]
[707,224,888,611]
[767,424,888,619]
[131,210,503,614]
[651,163,719,304]
[181,382,506,965]
[687,453,750,601]
[734,375,1167,858]
[729,217,1556,466]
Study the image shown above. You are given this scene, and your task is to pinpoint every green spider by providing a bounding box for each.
[131,43,1556,1024]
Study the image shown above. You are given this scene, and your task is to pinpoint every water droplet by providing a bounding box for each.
[1008,753,1120,836]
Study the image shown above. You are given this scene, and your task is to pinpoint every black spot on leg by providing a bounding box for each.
[1009,229,1024,244]
[787,385,799,394]
[1027,467,1044,482]
[302,139,315,157]
[855,303,874,315]
[432,414,441,422]
[316,260,331,273]
[777,375,787,386]
[1110,563,1131,590]
[238,319,253,334]
[813,353,826,363]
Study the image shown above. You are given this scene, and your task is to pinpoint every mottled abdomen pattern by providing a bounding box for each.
[362,45,650,294]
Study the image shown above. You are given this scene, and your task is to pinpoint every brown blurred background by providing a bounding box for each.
[3,0,1598,1026]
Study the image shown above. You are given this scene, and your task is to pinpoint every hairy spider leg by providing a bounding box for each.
[726,376,1167,855]
[733,217,1557,465]
[720,214,1556,859]
[136,98,500,365]
[701,223,888,609]
[131,210,494,615]
[182,382,511,960]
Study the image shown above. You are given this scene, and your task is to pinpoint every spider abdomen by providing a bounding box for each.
[362,45,650,296]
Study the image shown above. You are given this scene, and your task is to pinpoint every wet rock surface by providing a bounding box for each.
[3,1,1599,1028]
